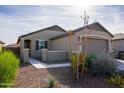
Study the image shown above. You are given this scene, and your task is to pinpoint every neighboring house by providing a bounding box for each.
[112,33,124,57]
[5,43,19,48]
[0,40,5,51]
[4,43,20,57]
[17,22,113,62]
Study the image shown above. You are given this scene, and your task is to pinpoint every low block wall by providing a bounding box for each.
[42,49,68,62]
[47,51,68,61]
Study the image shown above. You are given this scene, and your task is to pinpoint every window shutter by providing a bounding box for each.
[36,40,39,50]
[45,41,48,48]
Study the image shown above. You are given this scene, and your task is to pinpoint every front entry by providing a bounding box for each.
[24,40,31,57]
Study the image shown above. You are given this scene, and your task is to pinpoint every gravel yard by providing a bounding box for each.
[14,63,118,88]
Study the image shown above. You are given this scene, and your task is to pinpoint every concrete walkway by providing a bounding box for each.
[29,58,124,71]
[29,58,71,69]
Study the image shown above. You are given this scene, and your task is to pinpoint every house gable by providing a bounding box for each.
[50,22,113,40]
[73,22,113,37]
[17,25,66,43]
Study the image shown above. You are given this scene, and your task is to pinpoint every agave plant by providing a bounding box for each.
[46,78,55,88]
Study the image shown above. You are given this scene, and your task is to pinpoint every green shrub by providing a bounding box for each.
[107,74,124,88]
[89,52,118,77]
[85,54,96,69]
[46,78,55,88]
[70,53,78,76]
[0,51,19,87]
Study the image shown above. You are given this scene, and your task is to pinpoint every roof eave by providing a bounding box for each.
[17,38,20,44]
[17,25,67,43]
[96,22,114,38]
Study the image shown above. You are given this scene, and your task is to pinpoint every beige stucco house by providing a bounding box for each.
[17,22,113,62]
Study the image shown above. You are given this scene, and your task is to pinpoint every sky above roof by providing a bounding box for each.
[0,5,124,44]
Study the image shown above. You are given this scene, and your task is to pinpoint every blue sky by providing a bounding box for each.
[0,5,124,44]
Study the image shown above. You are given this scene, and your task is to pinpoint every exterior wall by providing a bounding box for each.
[50,36,69,51]
[50,36,72,57]
[112,39,124,52]
[20,30,65,59]
[41,49,68,62]
[51,29,112,56]
[73,29,112,53]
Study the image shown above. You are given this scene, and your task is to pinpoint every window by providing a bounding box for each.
[36,40,47,50]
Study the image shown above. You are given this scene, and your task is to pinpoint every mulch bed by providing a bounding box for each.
[14,63,118,88]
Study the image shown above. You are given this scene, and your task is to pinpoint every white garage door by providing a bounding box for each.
[82,38,108,55]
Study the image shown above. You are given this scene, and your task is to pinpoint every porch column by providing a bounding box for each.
[23,49,29,63]
[79,36,83,52]
[108,39,112,53]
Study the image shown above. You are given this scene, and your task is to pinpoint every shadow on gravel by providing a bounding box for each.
[47,67,118,88]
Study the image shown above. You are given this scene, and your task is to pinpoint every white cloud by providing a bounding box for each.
[0,5,124,44]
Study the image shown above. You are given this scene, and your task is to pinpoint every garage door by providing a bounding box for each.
[82,38,108,55]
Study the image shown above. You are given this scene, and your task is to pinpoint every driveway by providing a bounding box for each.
[116,59,124,72]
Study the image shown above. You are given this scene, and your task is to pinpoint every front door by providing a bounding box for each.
[24,40,31,57]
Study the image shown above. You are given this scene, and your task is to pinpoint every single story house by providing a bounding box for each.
[4,43,20,57]
[5,43,19,48]
[112,33,124,57]
[17,22,113,62]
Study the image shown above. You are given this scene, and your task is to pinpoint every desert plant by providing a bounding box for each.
[0,50,19,87]
[85,54,96,69]
[46,78,55,88]
[107,74,124,88]
[89,52,118,77]
[70,53,78,76]
[70,53,86,79]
